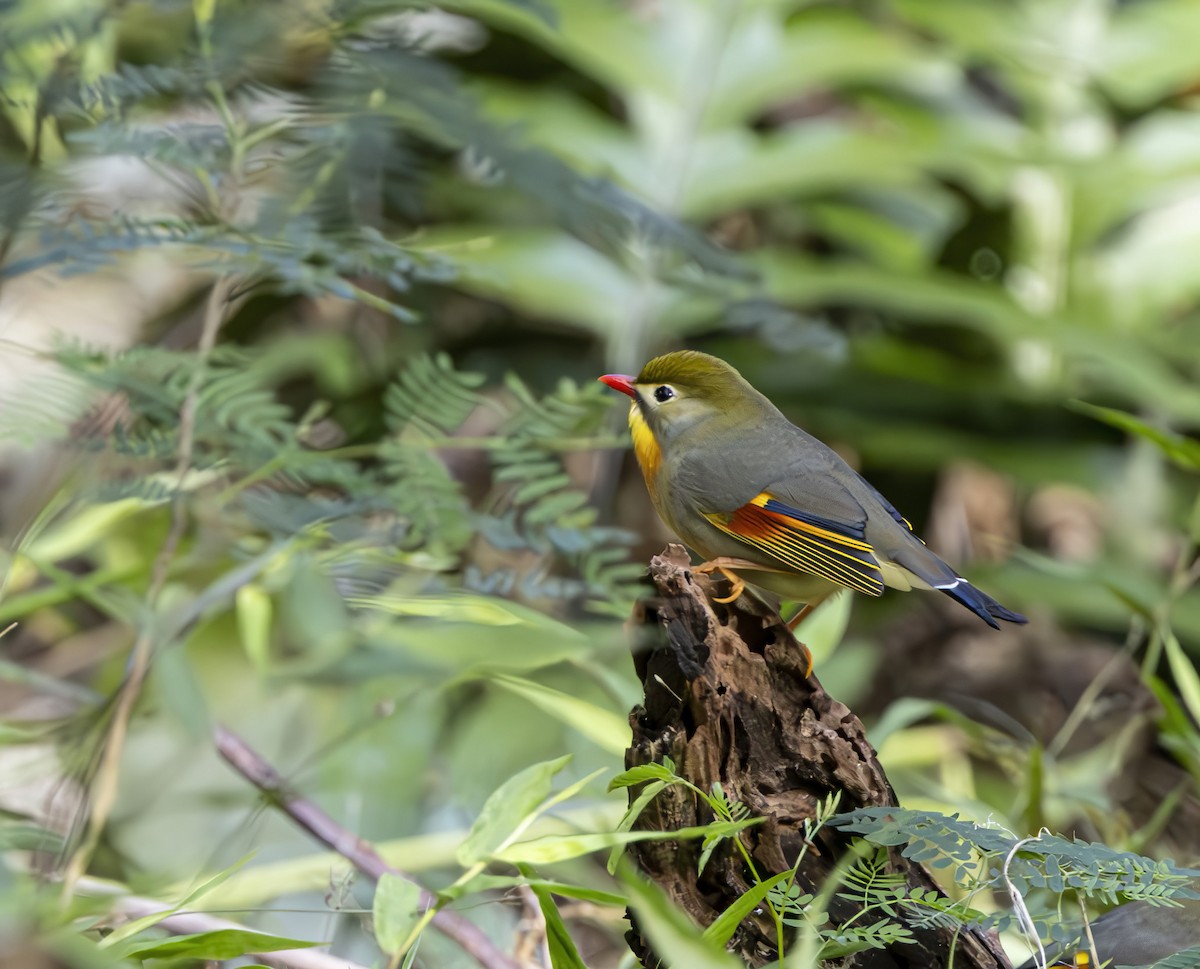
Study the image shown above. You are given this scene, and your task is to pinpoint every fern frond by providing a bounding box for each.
[384,352,485,437]
[380,441,472,556]
[1143,945,1200,969]
[830,807,1200,919]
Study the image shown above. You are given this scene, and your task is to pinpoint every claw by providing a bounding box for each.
[693,557,815,676]
[710,567,745,603]
[693,557,751,604]
[787,603,821,677]
[797,642,813,678]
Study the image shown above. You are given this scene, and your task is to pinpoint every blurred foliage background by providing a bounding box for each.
[2,0,1200,966]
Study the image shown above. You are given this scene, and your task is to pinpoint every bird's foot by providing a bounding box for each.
[692,556,760,604]
[710,569,745,603]
[787,601,828,678]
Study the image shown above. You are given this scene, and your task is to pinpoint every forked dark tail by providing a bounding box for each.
[940,579,1027,629]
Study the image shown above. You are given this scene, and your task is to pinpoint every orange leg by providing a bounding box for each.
[787,603,816,631]
[694,558,816,675]
[692,556,765,604]
[710,568,745,604]
[787,597,831,678]
[796,642,814,678]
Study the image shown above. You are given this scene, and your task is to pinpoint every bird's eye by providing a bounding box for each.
[653,385,676,403]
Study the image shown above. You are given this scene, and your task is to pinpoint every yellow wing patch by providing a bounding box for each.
[705,493,885,597]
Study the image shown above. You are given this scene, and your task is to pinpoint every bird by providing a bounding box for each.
[1016,898,1200,967]
[599,350,1026,663]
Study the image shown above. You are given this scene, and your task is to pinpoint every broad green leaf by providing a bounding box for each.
[22,499,151,563]
[440,0,671,96]
[707,8,944,127]
[476,82,644,185]
[123,930,319,960]
[683,125,929,221]
[349,591,575,628]
[702,870,795,948]
[499,819,762,865]
[457,755,572,865]
[608,763,678,791]
[491,674,629,755]
[414,227,636,336]
[1100,0,1200,107]
[373,874,426,955]
[365,618,588,675]
[891,0,1027,68]
[619,864,742,969]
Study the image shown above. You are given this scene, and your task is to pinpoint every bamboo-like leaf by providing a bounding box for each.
[618,864,743,969]
[373,875,426,955]
[490,674,629,755]
[457,755,573,866]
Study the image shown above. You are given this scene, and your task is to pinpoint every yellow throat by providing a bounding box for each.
[628,403,661,498]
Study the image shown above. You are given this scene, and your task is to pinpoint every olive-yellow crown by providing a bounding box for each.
[636,350,747,400]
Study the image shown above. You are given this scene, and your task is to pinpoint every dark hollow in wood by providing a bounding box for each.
[623,545,1012,968]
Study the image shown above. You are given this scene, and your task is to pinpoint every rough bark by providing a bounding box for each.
[623,545,1012,969]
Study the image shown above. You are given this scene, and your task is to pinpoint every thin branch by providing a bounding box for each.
[61,277,234,899]
[214,724,522,969]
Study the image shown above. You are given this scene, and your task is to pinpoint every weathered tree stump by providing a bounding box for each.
[624,545,1011,969]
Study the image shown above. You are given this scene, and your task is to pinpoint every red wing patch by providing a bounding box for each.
[706,493,885,597]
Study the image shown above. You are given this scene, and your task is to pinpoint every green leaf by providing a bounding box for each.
[608,763,678,790]
[1142,944,1200,969]
[373,874,426,955]
[817,918,915,958]
[702,870,795,948]
[123,929,319,960]
[103,855,255,948]
[491,675,629,755]
[792,591,852,669]
[1070,401,1200,470]
[457,755,573,865]
[1163,630,1200,729]
[518,865,589,969]
[442,873,625,907]
[607,780,669,875]
[412,226,637,336]
[499,819,762,865]
[1100,0,1200,107]
[440,0,669,97]
[619,864,743,969]
[236,584,273,671]
[0,821,63,853]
